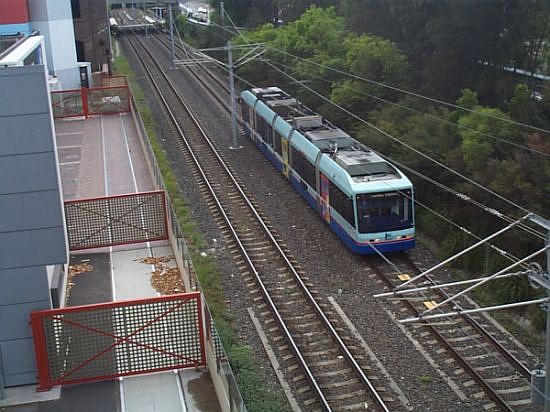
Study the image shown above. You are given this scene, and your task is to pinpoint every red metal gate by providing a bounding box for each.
[51,85,131,118]
[64,190,169,250]
[31,292,205,391]
[87,86,131,115]
[51,89,85,118]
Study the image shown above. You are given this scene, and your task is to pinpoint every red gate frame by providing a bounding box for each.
[51,85,131,119]
[64,190,169,250]
[31,292,206,391]
[87,85,131,116]
[50,88,86,118]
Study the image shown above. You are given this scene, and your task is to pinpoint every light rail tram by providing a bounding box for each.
[239,87,415,254]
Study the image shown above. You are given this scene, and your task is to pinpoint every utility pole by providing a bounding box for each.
[227,41,241,150]
[168,3,175,69]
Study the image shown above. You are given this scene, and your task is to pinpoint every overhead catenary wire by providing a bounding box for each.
[387,157,547,241]
[205,17,546,229]
[176,15,545,396]
[261,44,550,135]
[186,10,548,250]
[263,58,550,159]
[188,18,548,244]
[263,59,538,218]
[203,7,550,137]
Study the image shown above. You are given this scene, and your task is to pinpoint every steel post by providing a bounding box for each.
[143,0,148,37]
[169,4,175,69]
[528,215,550,411]
[228,41,241,150]
[106,0,113,75]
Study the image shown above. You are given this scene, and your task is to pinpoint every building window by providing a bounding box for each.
[71,0,81,19]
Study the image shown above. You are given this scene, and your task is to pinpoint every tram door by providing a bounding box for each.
[282,139,290,178]
[319,174,330,223]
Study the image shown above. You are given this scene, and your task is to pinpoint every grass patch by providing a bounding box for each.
[112,50,288,412]
[418,375,432,385]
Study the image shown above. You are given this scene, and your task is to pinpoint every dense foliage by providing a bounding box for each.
[211,0,549,102]
[198,2,550,315]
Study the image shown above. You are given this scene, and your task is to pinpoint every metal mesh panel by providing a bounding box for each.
[32,293,204,388]
[87,86,131,115]
[64,191,168,250]
[51,90,84,118]
[101,75,128,87]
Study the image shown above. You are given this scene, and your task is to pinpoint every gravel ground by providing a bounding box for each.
[119,34,533,411]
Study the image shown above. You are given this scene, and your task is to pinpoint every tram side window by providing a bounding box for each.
[241,102,250,125]
[291,147,315,188]
[273,131,283,156]
[256,115,273,145]
[329,181,354,226]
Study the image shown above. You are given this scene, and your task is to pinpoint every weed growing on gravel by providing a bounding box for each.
[418,375,432,385]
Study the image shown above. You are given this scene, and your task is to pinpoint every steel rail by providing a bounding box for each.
[370,255,514,412]
[399,256,532,380]
[124,32,389,412]
[150,30,534,410]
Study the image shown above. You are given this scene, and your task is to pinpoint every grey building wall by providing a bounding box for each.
[27,0,81,89]
[72,0,110,73]
[0,64,68,386]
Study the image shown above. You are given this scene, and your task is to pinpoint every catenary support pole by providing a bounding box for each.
[143,0,148,37]
[169,3,175,69]
[106,0,113,75]
[228,41,241,149]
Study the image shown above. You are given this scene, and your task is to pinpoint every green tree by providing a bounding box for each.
[507,83,539,125]
[209,0,276,27]
[330,34,409,120]
[457,107,518,170]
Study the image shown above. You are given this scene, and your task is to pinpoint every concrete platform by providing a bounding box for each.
[0,112,220,411]
[0,386,60,408]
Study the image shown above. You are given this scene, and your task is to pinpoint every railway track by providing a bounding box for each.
[126,30,542,411]
[369,253,540,411]
[149,31,234,106]
[122,32,399,411]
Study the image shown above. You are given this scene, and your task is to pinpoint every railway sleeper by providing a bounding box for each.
[453,342,491,351]
[494,385,531,395]
[286,313,317,321]
[325,389,367,401]
[303,348,340,357]
[309,358,346,368]
[297,337,333,349]
[506,397,535,406]
[302,397,318,407]
[341,401,373,411]
[444,334,482,344]
[483,374,523,384]
[320,378,361,389]
[315,368,354,378]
